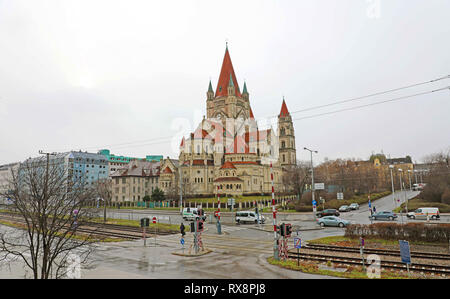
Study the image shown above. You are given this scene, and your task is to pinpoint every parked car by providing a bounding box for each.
[235,211,265,224]
[317,216,350,228]
[349,203,359,210]
[369,211,397,221]
[339,205,351,212]
[182,207,206,221]
[316,209,340,218]
[407,207,440,220]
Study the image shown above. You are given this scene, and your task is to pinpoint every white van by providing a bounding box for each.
[235,211,265,224]
[407,207,440,220]
[182,207,206,221]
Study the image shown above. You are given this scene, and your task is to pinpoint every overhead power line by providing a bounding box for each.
[292,86,450,122]
[288,74,450,115]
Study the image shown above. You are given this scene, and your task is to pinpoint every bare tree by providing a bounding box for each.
[95,178,112,223]
[0,155,100,279]
[282,161,310,200]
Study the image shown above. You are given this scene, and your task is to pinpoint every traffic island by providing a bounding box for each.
[172,248,213,257]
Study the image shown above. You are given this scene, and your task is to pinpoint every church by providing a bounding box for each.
[159,46,297,196]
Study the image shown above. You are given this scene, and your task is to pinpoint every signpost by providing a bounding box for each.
[294,237,301,266]
[399,240,411,275]
[153,216,157,246]
[140,217,150,246]
[314,183,325,190]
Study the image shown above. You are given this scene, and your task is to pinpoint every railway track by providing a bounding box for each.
[304,243,450,261]
[286,250,450,276]
[0,212,175,240]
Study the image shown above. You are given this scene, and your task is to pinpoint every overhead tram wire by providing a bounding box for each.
[292,86,450,122]
[288,74,450,115]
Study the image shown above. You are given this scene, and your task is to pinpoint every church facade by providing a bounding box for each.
[159,46,296,196]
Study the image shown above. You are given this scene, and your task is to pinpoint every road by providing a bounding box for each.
[2,190,448,279]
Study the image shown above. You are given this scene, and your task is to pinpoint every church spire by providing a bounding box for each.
[215,46,241,97]
[279,97,290,117]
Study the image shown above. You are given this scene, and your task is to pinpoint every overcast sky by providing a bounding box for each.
[0,0,449,165]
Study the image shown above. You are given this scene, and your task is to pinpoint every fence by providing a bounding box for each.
[107,195,297,210]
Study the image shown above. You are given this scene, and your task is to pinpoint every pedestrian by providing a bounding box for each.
[180,222,185,237]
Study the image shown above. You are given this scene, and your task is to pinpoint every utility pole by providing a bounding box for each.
[179,167,183,214]
[398,168,408,217]
[38,150,57,198]
[270,162,278,260]
[389,165,396,208]
[407,170,412,192]
[304,147,318,220]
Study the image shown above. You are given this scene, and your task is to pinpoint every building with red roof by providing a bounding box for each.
[160,46,296,196]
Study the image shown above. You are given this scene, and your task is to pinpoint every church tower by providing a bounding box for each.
[278,98,296,167]
[206,45,250,120]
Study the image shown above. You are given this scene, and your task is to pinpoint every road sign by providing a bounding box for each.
[152,216,157,224]
[180,238,185,245]
[337,192,344,200]
[227,198,235,205]
[294,238,301,249]
[314,183,325,190]
[312,200,317,206]
[399,240,411,264]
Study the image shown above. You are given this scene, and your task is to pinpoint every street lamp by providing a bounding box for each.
[407,170,412,192]
[304,147,318,220]
[398,169,408,215]
[389,165,396,207]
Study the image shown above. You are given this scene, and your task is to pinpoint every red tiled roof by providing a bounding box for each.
[220,161,236,169]
[163,167,173,174]
[279,99,290,117]
[215,47,241,98]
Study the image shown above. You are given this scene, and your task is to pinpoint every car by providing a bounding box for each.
[369,211,397,221]
[339,205,351,212]
[317,216,350,228]
[407,207,440,220]
[182,207,206,221]
[349,203,359,210]
[235,211,265,224]
[316,209,340,218]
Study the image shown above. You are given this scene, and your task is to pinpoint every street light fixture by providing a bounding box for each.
[304,147,318,220]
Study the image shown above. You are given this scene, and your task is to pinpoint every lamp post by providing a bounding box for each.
[304,147,318,220]
[407,170,412,192]
[399,169,408,216]
[389,165,396,208]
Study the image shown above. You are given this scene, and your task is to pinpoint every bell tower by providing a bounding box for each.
[278,98,296,168]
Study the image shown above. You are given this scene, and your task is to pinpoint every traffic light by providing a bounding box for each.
[285,224,292,237]
[140,218,149,227]
[190,221,195,233]
[198,221,204,232]
[279,223,285,236]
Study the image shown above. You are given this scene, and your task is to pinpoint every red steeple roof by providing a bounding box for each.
[180,136,185,147]
[215,47,241,98]
[279,99,290,117]
[249,107,255,119]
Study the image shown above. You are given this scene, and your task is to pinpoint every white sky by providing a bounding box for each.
[0,0,449,165]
